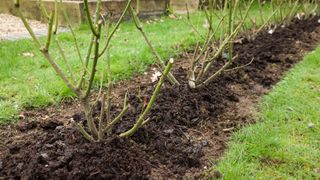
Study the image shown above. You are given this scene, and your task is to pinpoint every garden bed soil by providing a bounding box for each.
[1,16,320,179]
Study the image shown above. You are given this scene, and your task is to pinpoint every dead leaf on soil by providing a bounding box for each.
[168,14,177,19]
[151,68,162,83]
[22,52,34,57]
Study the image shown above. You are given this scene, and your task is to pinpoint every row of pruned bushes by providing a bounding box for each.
[13,0,319,142]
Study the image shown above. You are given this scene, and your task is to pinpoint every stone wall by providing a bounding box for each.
[0,0,199,25]
[0,0,83,25]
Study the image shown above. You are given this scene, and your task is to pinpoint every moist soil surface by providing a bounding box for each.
[1,17,320,179]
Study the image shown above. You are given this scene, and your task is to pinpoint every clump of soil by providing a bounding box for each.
[1,17,320,179]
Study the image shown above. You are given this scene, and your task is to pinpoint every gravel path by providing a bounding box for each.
[0,13,67,41]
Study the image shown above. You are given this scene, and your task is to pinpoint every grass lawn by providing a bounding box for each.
[211,45,320,179]
[0,3,289,123]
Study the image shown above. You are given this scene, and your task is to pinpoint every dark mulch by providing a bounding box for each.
[1,17,320,179]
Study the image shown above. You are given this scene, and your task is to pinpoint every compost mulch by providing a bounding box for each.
[1,17,320,179]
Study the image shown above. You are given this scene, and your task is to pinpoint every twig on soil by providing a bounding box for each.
[224,58,254,72]
[222,127,235,132]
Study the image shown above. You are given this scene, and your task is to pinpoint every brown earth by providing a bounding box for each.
[1,16,320,179]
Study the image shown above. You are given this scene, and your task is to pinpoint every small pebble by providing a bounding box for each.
[17,163,24,170]
[268,29,274,34]
[56,140,66,147]
[44,144,54,148]
[55,125,64,131]
[40,153,49,160]
[163,129,174,134]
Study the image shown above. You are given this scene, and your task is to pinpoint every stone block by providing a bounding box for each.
[170,0,199,14]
